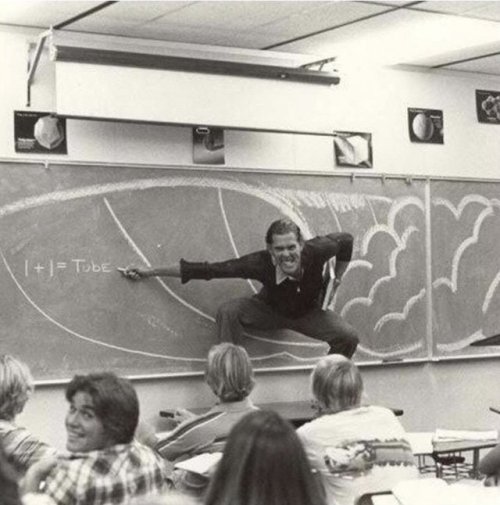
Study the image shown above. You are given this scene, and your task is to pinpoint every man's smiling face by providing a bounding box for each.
[268,232,304,278]
[65,391,113,453]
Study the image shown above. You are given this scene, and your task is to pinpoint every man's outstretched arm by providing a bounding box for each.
[120,264,181,280]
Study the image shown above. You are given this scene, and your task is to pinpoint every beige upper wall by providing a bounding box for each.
[2,27,500,450]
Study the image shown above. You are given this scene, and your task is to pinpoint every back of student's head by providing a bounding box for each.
[205,343,255,402]
[65,372,139,444]
[205,410,325,505]
[0,354,34,421]
[311,355,363,414]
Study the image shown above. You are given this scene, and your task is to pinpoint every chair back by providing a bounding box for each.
[320,259,335,311]
[355,491,393,505]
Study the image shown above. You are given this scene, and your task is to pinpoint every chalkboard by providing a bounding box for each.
[431,179,500,358]
[0,161,458,381]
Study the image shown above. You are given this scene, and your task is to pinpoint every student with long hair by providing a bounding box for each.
[204,410,326,505]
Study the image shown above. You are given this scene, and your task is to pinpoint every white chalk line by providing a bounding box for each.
[433,206,494,293]
[357,340,423,358]
[436,329,485,353]
[342,226,419,318]
[374,288,426,334]
[103,197,214,322]
[483,270,500,314]
[217,188,258,294]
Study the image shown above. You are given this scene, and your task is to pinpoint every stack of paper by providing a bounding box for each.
[434,429,498,441]
[405,432,434,455]
[174,452,223,476]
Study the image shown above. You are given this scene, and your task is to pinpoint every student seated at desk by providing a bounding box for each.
[296,355,418,505]
[205,410,326,505]
[0,354,56,475]
[479,444,500,486]
[23,372,168,505]
[155,343,258,463]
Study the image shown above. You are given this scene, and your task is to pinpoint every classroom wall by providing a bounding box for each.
[2,26,500,450]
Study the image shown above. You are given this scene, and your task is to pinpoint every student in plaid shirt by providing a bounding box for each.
[24,372,168,505]
[0,354,56,475]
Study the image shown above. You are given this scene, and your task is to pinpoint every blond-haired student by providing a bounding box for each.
[0,354,56,474]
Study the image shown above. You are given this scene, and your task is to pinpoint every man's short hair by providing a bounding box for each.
[65,372,139,445]
[0,355,34,420]
[205,343,255,402]
[265,218,303,245]
[311,355,363,414]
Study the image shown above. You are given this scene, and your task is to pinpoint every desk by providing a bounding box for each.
[408,433,498,480]
[432,439,498,479]
[160,402,403,428]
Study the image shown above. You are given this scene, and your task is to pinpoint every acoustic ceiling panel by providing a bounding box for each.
[446,53,500,74]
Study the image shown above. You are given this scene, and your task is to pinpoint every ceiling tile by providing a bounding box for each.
[0,1,97,27]
[146,1,329,31]
[274,8,434,54]
[447,53,500,74]
[258,1,389,41]
[72,1,197,25]
[414,1,500,21]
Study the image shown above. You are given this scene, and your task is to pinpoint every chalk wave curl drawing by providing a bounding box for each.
[268,187,390,212]
[433,206,494,292]
[0,177,313,238]
[436,329,484,353]
[373,288,426,334]
[359,197,424,257]
[341,225,419,318]
[357,340,423,358]
[482,270,500,314]
[432,194,500,219]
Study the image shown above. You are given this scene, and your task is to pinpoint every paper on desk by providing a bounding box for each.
[405,432,434,454]
[174,452,223,476]
[434,429,498,441]
[392,478,500,505]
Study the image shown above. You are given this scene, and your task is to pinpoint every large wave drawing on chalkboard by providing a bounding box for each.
[431,192,500,354]
[0,164,438,379]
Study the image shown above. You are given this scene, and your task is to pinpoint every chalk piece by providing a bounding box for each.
[117,267,126,272]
